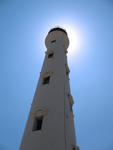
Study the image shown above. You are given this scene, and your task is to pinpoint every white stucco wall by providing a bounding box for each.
[20,29,79,150]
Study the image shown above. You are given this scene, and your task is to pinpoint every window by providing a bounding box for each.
[66,70,69,76]
[72,146,80,150]
[43,76,50,84]
[72,146,76,150]
[65,64,70,76]
[51,40,56,43]
[32,116,43,131]
[68,93,74,112]
[48,53,54,58]
[70,101,73,111]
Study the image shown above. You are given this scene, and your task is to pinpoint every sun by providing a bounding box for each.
[60,24,82,56]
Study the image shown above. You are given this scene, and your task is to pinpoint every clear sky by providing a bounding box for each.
[1,0,113,150]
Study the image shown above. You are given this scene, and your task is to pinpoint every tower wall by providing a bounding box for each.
[20,28,79,150]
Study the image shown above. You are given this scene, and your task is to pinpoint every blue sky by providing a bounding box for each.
[1,0,113,150]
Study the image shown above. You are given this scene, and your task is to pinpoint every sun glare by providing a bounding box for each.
[61,24,82,56]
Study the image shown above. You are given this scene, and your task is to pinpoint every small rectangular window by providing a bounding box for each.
[72,146,76,150]
[68,93,74,112]
[70,102,72,111]
[65,64,70,76]
[48,53,54,58]
[51,40,56,43]
[66,70,69,76]
[32,116,43,131]
[43,76,50,84]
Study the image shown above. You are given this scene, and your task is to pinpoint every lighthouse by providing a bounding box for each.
[20,27,80,150]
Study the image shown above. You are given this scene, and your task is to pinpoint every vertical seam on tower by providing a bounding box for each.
[64,76,67,150]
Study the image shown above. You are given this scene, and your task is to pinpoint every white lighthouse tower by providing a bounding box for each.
[20,27,80,150]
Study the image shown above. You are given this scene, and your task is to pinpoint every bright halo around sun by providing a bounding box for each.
[61,24,82,56]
